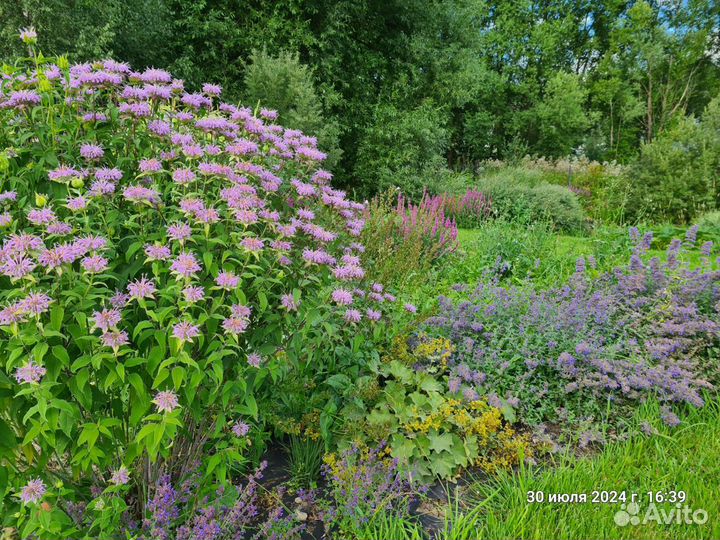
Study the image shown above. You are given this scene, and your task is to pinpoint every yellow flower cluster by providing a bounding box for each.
[272,409,322,440]
[384,334,415,365]
[323,444,394,483]
[401,397,531,472]
[403,398,500,437]
[413,336,454,369]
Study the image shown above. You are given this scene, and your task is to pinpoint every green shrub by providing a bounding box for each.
[697,210,720,228]
[625,96,720,224]
[473,176,587,233]
[0,47,395,537]
[334,342,531,480]
[354,102,450,199]
[530,183,588,232]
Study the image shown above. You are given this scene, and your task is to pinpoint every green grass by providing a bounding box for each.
[376,401,720,540]
[462,400,720,540]
[286,435,324,488]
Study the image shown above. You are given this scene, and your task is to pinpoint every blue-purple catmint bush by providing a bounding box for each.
[0,32,396,537]
[422,229,719,430]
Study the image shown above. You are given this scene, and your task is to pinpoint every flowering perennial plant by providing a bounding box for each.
[422,230,719,429]
[421,189,492,229]
[0,36,394,536]
[320,443,419,535]
[395,192,458,259]
[360,190,459,287]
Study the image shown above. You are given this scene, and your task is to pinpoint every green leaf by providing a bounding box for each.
[0,418,17,450]
[325,374,351,391]
[258,291,268,312]
[52,345,70,366]
[171,366,185,390]
[152,368,169,389]
[49,305,65,331]
[77,424,99,449]
[428,432,454,454]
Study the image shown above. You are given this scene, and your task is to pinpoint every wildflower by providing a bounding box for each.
[280,294,299,311]
[231,304,252,318]
[260,108,278,120]
[27,208,56,225]
[247,353,262,368]
[701,241,713,257]
[216,271,239,289]
[195,208,219,224]
[15,361,46,384]
[302,248,335,265]
[366,309,381,321]
[101,330,129,351]
[173,321,200,342]
[172,168,196,185]
[331,289,353,306]
[109,467,130,486]
[95,167,123,182]
[139,158,163,173]
[170,252,201,279]
[19,27,37,44]
[19,293,52,315]
[80,143,104,160]
[222,317,249,335]
[404,303,417,314]
[81,255,109,273]
[92,308,122,332]
[240,237,264,252]
[144,244,171,261]
[167,223,192,242]
[123,185,160,205]
[182,285,205,303]
[127,276,156,300]
[344,309,362,323]
[202,83,222,96]
[153,390,179,413]
[110,291,130,309]
[46,222,72,235]
[297,208,315,220]
[89,180,115,197]
[140,68,172,84]
[232,421,250,437]
[148,120,171,136]
[20,479,46,504]
[67,196,88,211]
[333,265,365,281]
[7,90,41,108]
[660,406,681,427]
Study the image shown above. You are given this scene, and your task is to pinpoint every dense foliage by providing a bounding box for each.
[2,1,718,208]
[421,229,719,433]
[2,12,720,539]
[0,44,399,536]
